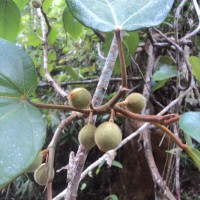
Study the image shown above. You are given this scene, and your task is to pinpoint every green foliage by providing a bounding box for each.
[180,112,200,143]
[104,194,118,200]
[0,0,21,42]
[189,56,200,82]
[65,0,174,32]
[111,160,123,169]
[13,0,29,10]
[0,39,46,188]
[152,62,177,91]
[63,8,83,39]
[103,31,139,74]
[186,147,200,171]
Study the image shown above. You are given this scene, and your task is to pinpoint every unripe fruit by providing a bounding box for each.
[78,124,96,150]
[34,163,55,186]
[26,153,42,173]
[94,122,122,152]
[68,88,92,109]
[125,93,146,113]
[31,0,42,8]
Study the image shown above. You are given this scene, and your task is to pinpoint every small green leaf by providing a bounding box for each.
[123,32,139,56]
[179,112,200,143]
[66,0,174,32]
[152,79,168,92]
[152,63,177,81]
[165,147,182,155]
[96,161,105,175]
[63,8,83,39]
[0,0,21,42]
[104,195,118,200]
[189,56,200,82]
[112,160,123,169]
[80,182,87,190]
[65,66,80,81]
[187,147,200,171]
[48,27,57,45]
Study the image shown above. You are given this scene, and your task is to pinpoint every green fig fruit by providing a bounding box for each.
[26,153,42,173]
[78,124,96,150]
[125,93,146,113]
[68,88,92,109]
[34,163,55,186]
[94,122,122,152]
[31,0,42,8]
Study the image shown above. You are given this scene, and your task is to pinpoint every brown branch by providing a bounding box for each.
[153,123,187,150]
[28,99,180,125]
[143,130,176,200]
[28,100,90,114]
[114,106,179,125]
[115,29,127,88]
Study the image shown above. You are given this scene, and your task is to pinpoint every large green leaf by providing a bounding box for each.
[0,39,46,188]
[65,0,174,32]
[0,0,21,42]
[187,147,200,171]
[179,112,200,143]
[189,56,200,82]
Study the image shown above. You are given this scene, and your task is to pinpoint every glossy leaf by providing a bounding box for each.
[0,0,21,42]
[179,112,200,143]
[152,63,177,81]
[63,8,83,39]
[0,39,46,188]
[187,147,200,171]
[189,56,200,82]
[65,0,174,32]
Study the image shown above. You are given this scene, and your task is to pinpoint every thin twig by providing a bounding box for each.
[173,124,181,200]
[37,9,68,98]
[37,77,142,87]
[115,29,127,88]
[181,0,200,41]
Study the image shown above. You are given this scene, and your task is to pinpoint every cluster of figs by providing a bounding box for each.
[28,87,146,185]
[69,87,146,152]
